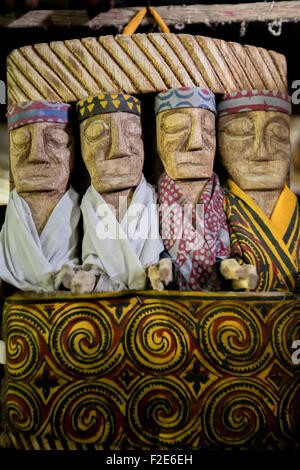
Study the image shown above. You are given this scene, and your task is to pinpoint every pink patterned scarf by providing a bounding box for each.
[158,172,230,290]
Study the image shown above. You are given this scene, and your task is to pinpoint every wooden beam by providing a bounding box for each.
[90,2,300,30]
[0,9,90,28]
[0,2,300,29]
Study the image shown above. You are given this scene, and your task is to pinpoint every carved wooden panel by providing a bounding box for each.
[6,33,287,106]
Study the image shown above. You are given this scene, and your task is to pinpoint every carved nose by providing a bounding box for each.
[253,139,268,161]
[107,124,132,160]
[186,128,203,151]
[27,139,49,163]
[108,139,132,159]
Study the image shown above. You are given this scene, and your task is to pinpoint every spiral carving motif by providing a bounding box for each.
[49,306,115,376]
[124,303,191,373]
[202,379,276,447]
[5,320,41,379]
[52,382,122,445]
[198,303,267,374]
[272,304,300,369]
[127,378,197,445]
[279,381,300,439]
[2,381,40,434]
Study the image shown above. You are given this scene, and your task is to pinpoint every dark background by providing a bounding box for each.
[0,1,300,186]
[0,1,300,121]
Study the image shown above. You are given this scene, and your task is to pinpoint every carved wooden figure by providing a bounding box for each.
[155,87,231,291]
[0,100,80,292]
[62,92,170,294]
[218,90,300,292]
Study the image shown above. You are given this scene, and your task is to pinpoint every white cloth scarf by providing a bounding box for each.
[81,174,164,292]
[0,186,80,292]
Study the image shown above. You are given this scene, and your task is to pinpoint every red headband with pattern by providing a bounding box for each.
[7,100,72,132]
[218,90,291,117]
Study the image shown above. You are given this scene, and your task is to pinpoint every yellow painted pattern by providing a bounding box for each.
[1,292,299,450]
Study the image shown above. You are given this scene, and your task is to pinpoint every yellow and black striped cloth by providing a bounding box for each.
[224,179,300,292]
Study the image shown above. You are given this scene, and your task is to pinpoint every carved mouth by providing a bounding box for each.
[174,152,213,166]
[21,175,51,182]
[30,175,50,177]
[245,161,286,173]
[177,162,205,166]
[99,157,142,176]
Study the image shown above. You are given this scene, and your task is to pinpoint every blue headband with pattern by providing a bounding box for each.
[154,87,216,115]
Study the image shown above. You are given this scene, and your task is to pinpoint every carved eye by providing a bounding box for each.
[162,112,191,134]
[267,122,290,143]
[85,119,109,141]
[221,118,254,137]
[45,128,70,148]
[123,118,141,136]
[11,128,31,147]
[202,114,215,135]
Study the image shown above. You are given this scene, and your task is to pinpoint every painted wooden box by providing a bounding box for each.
[0,290,299,450]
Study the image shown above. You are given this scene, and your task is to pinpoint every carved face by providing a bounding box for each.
[10,122,74,194]
[80,112,144,193]
[218,110,290,190]
[156,107,216,180]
